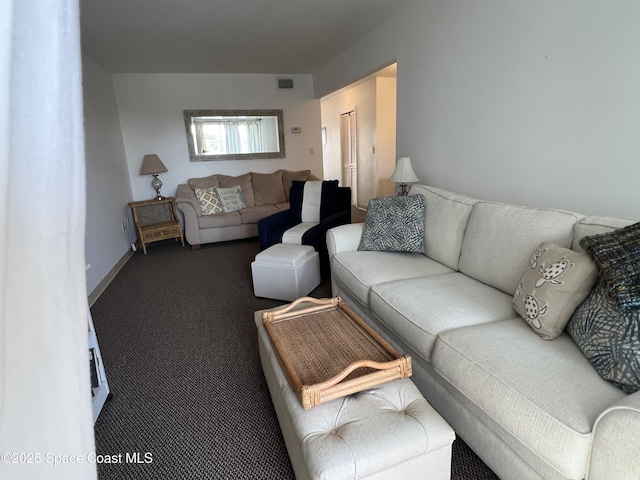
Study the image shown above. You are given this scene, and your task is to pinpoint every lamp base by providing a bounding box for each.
[397,183,410,196]
[151,174,164,200]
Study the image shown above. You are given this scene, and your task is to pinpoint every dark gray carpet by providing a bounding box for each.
[91,238,499,479]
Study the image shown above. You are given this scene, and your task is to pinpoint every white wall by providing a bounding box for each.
[314,0,640,220]
[375,77,397,198]
[83,54,134,296]
[112,74,323,202]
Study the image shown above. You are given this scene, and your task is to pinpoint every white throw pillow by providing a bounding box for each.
[513,243,599,340]
[215,185,246,213]
[194,187,223,215]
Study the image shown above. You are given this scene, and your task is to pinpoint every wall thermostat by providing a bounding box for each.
[291,126,302,134]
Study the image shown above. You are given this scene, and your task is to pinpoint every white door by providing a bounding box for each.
[340,110,358,206]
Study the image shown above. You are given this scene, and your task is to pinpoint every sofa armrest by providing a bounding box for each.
[175,184,202,215]
[257,209,295,250]
[175,184,202,247]
[587,391,640,480]
[320,210,351,230]
[326,223,364,258]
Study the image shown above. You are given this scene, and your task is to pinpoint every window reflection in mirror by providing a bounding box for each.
[184,110,285,161]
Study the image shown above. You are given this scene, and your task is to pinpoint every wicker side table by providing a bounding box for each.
[128,197,185,254]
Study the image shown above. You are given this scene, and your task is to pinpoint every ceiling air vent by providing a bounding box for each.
[276,78,294,90]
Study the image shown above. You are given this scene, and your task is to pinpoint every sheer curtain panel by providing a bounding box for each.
[0,0,96,478]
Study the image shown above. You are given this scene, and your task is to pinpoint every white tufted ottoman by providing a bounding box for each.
[255,304,456,480]
[251,244,321,301]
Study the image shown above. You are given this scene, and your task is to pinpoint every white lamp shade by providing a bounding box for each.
[140,154,168,175]
[389,157,419,183]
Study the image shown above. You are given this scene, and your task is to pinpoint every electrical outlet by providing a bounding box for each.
[121,221,126,232]
[131,243,137,252]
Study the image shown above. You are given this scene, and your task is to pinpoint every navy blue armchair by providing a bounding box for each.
[257,180,351,270]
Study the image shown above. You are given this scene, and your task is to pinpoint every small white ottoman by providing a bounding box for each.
[251,243,321,301]
[255,305,456,480]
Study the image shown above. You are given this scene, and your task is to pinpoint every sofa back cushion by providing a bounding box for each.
[571,215,636,252]
[252,170,287,206]
[300,181,323,223]
[218,173,255,207]
[409,185,478,270]
[458,202,580,295]
[282,169,312,201]
[188,174,219,190]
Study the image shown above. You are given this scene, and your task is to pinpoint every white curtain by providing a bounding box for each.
[194,121,206,154]
[224,121,242,153]
[247,120,263,153]
[223,119,262,153]
[197,119,263,154]
[0,0,96,479]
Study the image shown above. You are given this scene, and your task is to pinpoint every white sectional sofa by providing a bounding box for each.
[327,184,639,480]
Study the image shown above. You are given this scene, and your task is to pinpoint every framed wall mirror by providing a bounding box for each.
[183,109,285,161]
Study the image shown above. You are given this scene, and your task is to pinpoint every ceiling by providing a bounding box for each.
[80,0,413,74]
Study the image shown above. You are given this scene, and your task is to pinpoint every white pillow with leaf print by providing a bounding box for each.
[512,243,599,340]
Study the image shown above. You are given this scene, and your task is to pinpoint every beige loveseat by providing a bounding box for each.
[327,184,639,480]
[175,169,316,249]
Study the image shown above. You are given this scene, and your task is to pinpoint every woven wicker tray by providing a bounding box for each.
[262,296,412,410]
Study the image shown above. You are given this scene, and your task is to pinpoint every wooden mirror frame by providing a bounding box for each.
[183,109,286,161]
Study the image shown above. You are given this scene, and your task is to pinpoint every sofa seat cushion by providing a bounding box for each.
[370,273,516,362]
[282,222,319,244]
[238,205,280,224]
[433,319,626,480]
[197,211,242,229]
[458,202,580,295]
[332,251,452,306]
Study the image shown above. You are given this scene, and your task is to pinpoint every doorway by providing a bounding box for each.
[340,110,358,206]
[320,62,397,210]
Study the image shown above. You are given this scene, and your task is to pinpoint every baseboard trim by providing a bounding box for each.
[88,250,134,307]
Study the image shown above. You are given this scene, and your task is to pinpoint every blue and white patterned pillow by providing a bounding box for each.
[567,281,640,394]
[358,195,426,253]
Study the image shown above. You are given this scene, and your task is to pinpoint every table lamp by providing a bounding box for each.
[389,157,419,196]
[140,154,168,200]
